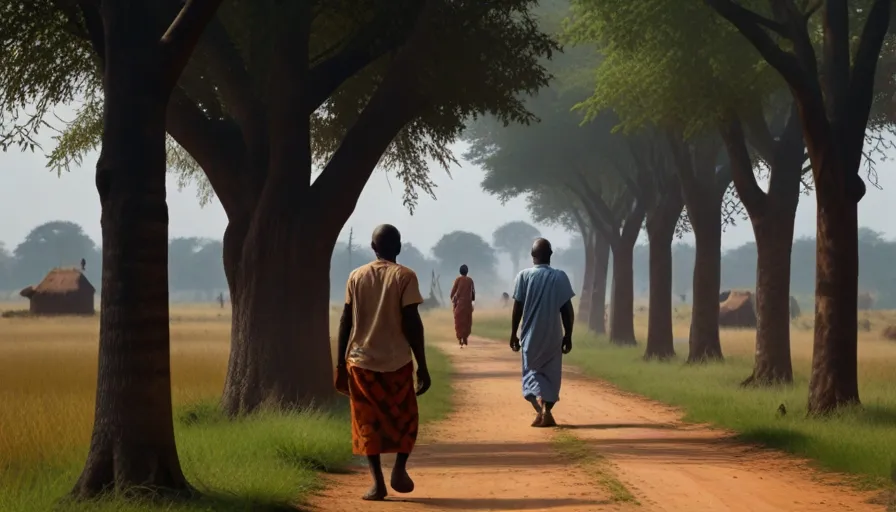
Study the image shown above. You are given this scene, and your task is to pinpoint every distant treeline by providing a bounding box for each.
[7,221,893,308]
[556,227,896,309]
[0,221,548,303]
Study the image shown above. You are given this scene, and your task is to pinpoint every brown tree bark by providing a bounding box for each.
[667,136,728,363]
[644,189,684,360]
[577,225,595,329]
[709,0,890,410]
[72,0,221,498]
[589,232,610,335]
[213,2,434,415]
[607,206,645,345]
[722,109,803,386]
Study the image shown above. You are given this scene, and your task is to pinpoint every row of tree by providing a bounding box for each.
[0,220,546,301]
[467,0,893,417]
[555,228,896,310]
[0,0,889,500]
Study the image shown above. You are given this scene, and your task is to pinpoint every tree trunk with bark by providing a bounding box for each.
[808,184,860,412]
[687,206,723,362]
[221,207,339,414]
[75,83,189,500]
[589,232,610,335]
[667,137,727,363]
[608,206,645,345]
[73,0,222,497]
[644,195,683,360]
[722,113,802,386]
[578,231,594,329]
[708,0,890,414]
[608,244,636,345]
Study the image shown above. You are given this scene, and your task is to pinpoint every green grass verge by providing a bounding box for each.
[552,432,638,504]
[0,346,453,511]
[476,318,896,489]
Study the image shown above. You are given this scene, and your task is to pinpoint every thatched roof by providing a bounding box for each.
[29,268,96,295]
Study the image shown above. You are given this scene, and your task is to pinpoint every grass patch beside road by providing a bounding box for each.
[474,308,896,489]
[0,304,454,511]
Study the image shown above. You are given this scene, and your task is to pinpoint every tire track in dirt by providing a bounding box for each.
[307,337,884,511]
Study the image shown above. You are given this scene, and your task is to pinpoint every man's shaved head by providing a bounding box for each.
[531,238,552,264]
[371,224,402,260]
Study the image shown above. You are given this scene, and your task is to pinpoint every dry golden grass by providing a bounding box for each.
[0,302,235,471]
[0,302,362,473]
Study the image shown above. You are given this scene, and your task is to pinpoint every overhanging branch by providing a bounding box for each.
[160,0,224,89]
[706,0,809,93]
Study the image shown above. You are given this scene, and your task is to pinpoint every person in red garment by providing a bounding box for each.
[450,264,475,347]
[334,224,432,501]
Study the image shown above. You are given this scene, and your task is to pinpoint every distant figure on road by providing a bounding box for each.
[335,224,431,501]
[509,238,575,428]
[217,292,225,309]
[450,264,475,348]
[501,292,510,308]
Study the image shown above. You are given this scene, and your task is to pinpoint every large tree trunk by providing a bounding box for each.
[589,233,610,335]
[73,16,187,497]
[644,199,682,360]
[608,207,644,345]
[808,178,861,413]
[221,192,338,416]
[608,244,636,345]
[744,217,796,384]
[687,203,723,362]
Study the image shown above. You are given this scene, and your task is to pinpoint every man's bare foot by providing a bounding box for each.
[362,484,388,501]
[531,412,543,427]
[539,411,557,427]
[390,468,416,494]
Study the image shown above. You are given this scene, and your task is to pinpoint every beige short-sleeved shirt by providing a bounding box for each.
[345,260,425,372]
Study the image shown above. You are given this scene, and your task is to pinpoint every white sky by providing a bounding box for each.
[2,107,896,262]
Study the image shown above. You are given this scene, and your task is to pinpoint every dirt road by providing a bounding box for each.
[308,338,884,511]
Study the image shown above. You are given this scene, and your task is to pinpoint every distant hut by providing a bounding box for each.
[719,290,757,328]
[19,268,96,315]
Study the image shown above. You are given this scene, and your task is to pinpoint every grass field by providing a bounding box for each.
[472,304,896,489]
[0,302,454,511]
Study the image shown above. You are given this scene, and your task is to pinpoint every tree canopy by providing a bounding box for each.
[0,0,558,211]
[431,231,497,285]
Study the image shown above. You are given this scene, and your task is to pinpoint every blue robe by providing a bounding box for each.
[512,264,575,403]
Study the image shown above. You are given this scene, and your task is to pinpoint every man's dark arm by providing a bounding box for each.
[402,304,427,371]
[471,281,476,302]
[336,304,353,367]
[560,300,574,338]
[511,300,524,337]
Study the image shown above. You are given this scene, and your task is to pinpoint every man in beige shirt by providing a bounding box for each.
[335,224,431,501]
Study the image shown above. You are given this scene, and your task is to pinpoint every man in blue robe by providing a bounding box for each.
[510,238,575,427]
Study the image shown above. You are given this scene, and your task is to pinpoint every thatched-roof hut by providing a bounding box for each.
[20,268,96,315]
[719,290,756,328]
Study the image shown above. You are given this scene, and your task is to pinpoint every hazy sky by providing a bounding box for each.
[2,114,896,259]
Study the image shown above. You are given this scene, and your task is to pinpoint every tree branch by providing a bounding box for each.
[196,16,266,155]
[166,89,248,217]
[619,200,646,248]
[706,0,810,94]
[311,0,437,222]
[742,108,776,162]
[566,183,618,246]
[719,115,767,216]
[304,2,426,113]
[160,0,224,89]
[845,0,892,170]
[822,0,851,125]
